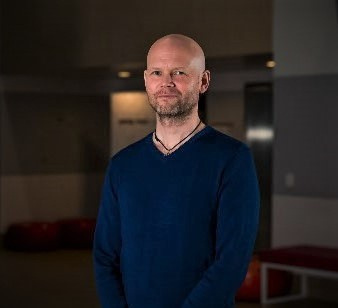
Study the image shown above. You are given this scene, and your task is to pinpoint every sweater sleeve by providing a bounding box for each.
[182,145,260,308]
[93,161,128,308]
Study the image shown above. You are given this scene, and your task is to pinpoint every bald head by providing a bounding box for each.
[144,34,211,120]
[147,34,206,73]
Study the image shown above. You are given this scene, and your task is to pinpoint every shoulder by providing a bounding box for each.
[107,133,152,171]
[202,126,250,159]
[204,127,257,186]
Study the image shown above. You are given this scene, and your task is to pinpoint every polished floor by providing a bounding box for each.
[0,248,337,308]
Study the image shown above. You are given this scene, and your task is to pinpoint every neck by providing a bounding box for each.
[154,112,204,150]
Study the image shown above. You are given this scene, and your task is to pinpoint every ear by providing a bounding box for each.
[199,70,210,94]
[144,70,147,87]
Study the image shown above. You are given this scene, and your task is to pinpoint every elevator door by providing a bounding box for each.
[245,83,273,250]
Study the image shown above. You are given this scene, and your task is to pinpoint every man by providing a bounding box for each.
[94,34,260,308]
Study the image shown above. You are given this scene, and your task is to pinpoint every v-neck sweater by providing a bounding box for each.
[93,126,260,308]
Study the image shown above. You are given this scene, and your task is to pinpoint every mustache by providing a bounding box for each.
[155,89,181,97]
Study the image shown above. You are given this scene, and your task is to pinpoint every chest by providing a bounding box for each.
[117,159,222,233]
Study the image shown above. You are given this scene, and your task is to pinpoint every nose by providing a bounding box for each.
[161,73,175,87]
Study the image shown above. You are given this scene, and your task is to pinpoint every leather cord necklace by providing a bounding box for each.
[154,120,202,156]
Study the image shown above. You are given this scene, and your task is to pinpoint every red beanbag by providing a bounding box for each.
[236,255,292,301]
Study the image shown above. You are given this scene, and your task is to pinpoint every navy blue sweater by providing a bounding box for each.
[93,126,260,308]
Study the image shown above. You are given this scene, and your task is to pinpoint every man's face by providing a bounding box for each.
[144,42,206,119]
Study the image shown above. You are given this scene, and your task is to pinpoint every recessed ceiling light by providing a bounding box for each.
[266,60,276,68]
[118,71,131,78]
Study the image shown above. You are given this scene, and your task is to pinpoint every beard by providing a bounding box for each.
[147,88,199,121]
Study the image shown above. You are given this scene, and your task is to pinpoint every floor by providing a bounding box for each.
[0,248,337,308]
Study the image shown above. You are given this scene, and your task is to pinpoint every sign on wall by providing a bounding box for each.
[110,92,156,155]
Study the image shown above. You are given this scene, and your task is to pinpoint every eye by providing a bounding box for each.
[173,71,185,76]
[150,70,161,76]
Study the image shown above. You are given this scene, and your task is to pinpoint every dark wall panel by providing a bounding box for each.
[273,74,338,198]
[2,93,110,175]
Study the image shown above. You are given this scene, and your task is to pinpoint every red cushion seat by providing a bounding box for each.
[58,218,96,249]
[4,222,60,251]
[259,245,338,272]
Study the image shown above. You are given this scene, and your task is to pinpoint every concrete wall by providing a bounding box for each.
[273,0,338,248]
[274,0,338,77]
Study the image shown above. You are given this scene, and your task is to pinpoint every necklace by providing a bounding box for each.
[154,120,202,156]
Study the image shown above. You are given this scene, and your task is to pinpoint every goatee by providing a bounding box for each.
[147,90,199,122]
